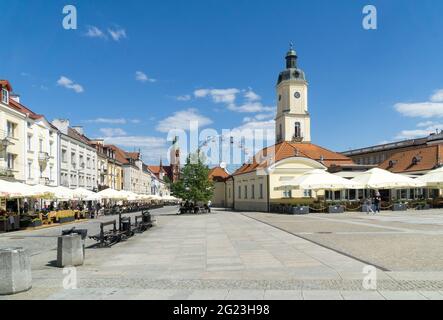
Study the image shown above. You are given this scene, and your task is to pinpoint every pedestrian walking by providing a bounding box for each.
[365,197,374,214]
[374,192,382,214]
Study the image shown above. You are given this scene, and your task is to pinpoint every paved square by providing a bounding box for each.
[1,207,443,300]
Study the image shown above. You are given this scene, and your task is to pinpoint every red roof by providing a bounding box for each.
[8,98,43,120]
[0,80,12,92]
[234,141,354,176]
[209,167,230,181]
[379,144,443,173]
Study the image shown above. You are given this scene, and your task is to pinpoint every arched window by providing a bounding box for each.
[294,122,301,138]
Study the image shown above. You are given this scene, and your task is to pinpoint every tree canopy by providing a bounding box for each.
[171,153,214,204]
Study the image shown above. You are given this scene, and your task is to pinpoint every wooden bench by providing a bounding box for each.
[89,220,123,248]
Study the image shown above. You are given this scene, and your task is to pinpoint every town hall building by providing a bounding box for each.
[210,47,355,212]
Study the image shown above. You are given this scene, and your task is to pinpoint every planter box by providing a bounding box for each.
[31,220,42,228]
[59,216,75,224]
[0,216,20,232]
[328,205,345,214]
[292,206,310,215]
[393,203,407,212]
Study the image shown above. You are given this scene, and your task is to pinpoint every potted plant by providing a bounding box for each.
[328,202,345,214]
[393,201,407,212]
[292,205,310,215]
[0,215,7,232]
[31,218,42,228]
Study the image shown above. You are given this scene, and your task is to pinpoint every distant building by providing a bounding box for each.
[342,132,443,168]
[52,119,98,190]
[148,136,181,183]
[208,166,231,207]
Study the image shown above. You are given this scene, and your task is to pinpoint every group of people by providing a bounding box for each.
[364,192,382,214]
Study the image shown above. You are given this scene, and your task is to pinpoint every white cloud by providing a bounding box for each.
[156,108,213,133]
[394,89,443,118]
[243,113,274,123]
[102,135,168,163]
[84,118,127,124]
[57,76,84,93]
[244,89,261,102]
[108,28,127,41]
[194,88,240,104]
[176,95,192,101]
[85,26,106,39]
[431,89,443,102]
[194,88,275,113]
[135,71,156,83]
[394,121,443,140]
[394,102,443,118]
[99,128,127,137]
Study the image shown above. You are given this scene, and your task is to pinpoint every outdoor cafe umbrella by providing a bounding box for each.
[49,186,76,201]
[97,188,126,200]
[274,169,363,191]
[73,188,97,200]
[350,168,425,189]
[416,167,443,188]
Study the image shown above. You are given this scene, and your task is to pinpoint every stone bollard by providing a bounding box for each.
[0,248,32,295]
[57,234,84,268]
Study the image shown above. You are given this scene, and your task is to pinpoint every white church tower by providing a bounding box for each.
[275,45,311,144]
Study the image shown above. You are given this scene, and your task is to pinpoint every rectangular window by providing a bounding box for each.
[251,185,255,199]
[1,88,9,104]
[49,142,53,156]
[7,153,14,170]
[39,139,43,152]
[244,186,248,199]
[259,184,263,199]
[27,135,33,151]
[62,149,67,163]
[27,161,32,179]
[6,121,15,138]
[283,189,292,199]
[303,190,312,198]
[238,186,241,199]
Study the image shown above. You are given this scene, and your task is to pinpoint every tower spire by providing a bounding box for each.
[286,43,297,69]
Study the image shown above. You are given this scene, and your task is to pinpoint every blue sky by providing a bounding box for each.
[2,0,443,165]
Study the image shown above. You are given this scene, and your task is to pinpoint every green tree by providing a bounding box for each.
[171,153,214,204]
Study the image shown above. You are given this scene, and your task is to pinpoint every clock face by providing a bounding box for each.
[294,92,301,99]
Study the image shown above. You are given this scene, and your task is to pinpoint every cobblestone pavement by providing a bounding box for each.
[1,208,443,300]
[243,210,443,272]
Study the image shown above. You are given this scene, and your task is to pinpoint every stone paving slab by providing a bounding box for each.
[2,208,443,300]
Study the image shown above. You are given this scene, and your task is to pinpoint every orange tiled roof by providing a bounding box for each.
[106,145,129,164]
[209,167,230,181]
[379,144,443,173]
[0,80,13,92]
[233,141,354,176]
[126,152,140,160]
[8,98,43,120]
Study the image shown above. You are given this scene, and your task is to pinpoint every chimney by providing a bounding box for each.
[72,126,84,136]
[51,119,70,135]
[10,93,20,103]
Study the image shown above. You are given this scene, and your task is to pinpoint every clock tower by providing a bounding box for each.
[275,45,311,144]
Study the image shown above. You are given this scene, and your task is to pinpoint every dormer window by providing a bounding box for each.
[1,88,9,104]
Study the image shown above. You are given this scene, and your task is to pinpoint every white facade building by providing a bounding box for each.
[52,119,98,191]
[0,81,59,186]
